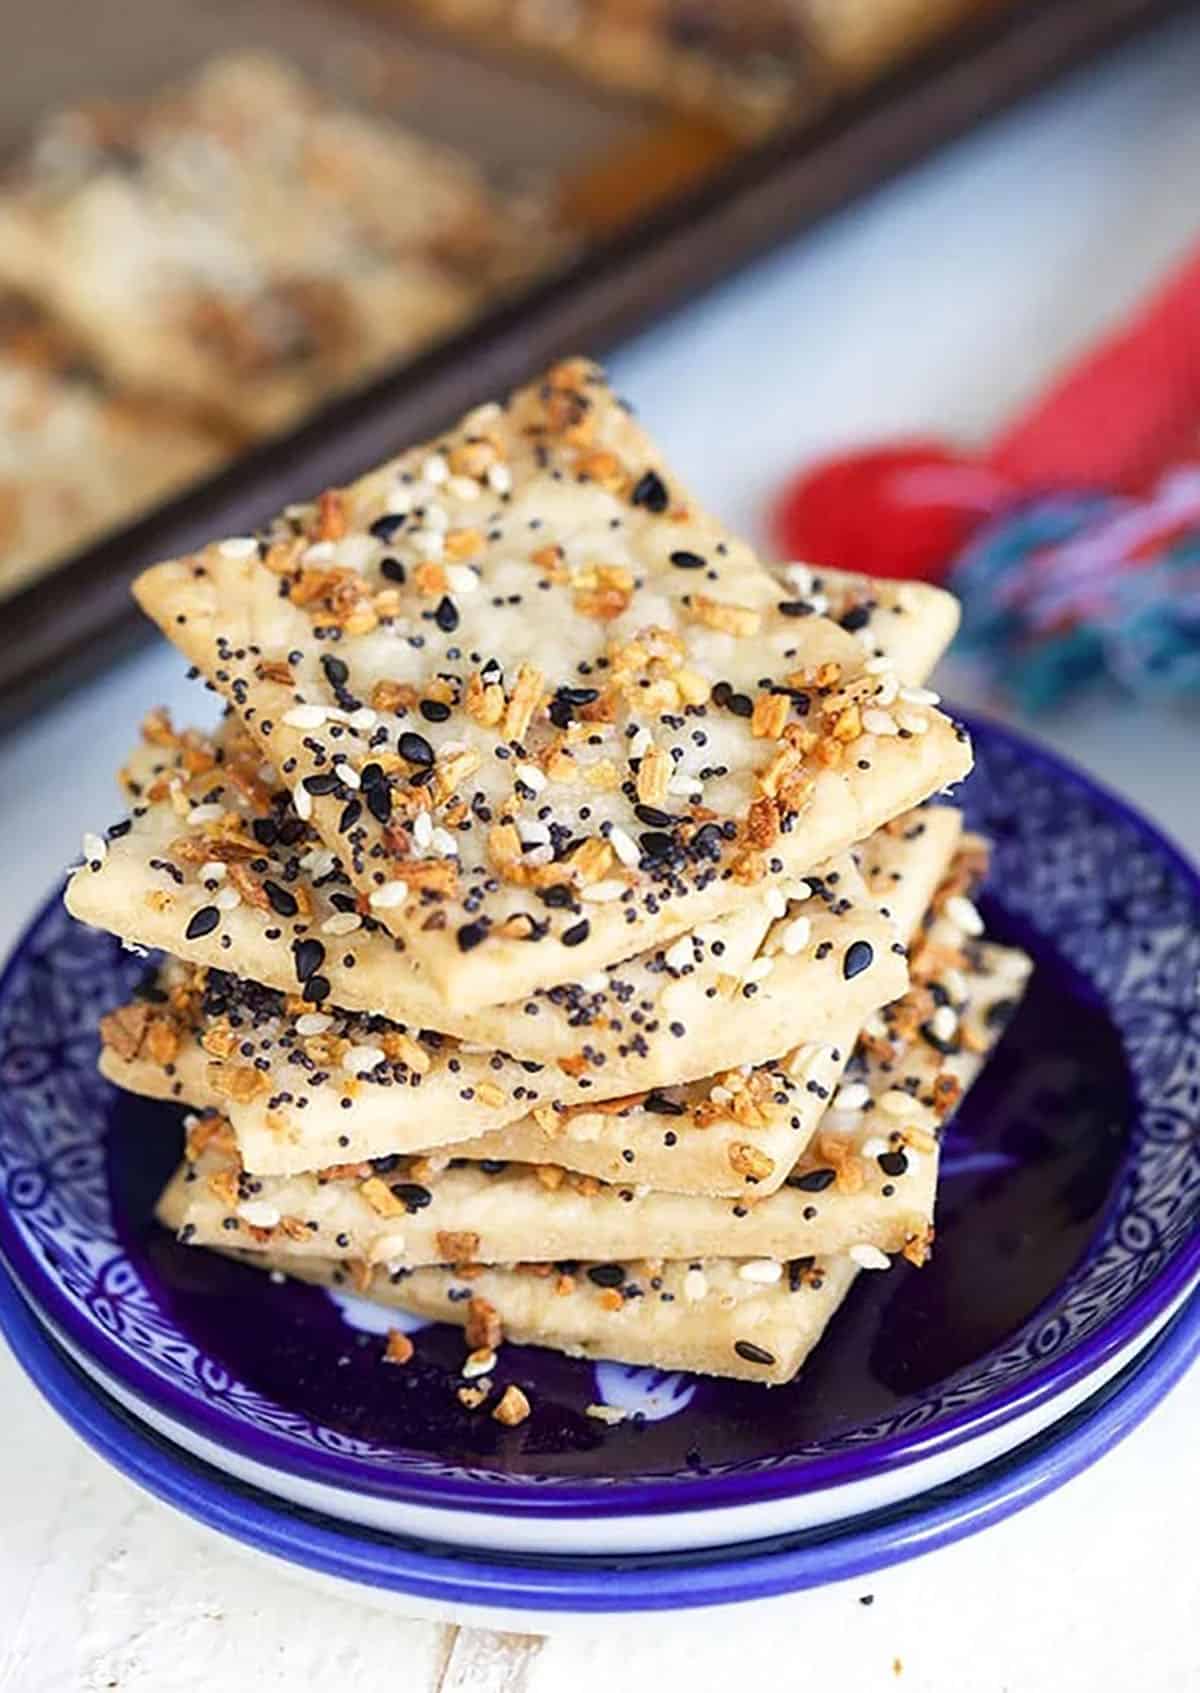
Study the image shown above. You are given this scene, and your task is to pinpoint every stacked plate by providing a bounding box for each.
[0,362,1197,1621]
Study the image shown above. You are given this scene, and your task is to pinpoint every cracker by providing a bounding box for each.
[159,938,1030,1267]
[0,293,218,596]
[67,561,955,1031]
[188,1245,863,1386]
[433,805,963,1195]
[101,853,904,1173]
[0,54,561,439]
[132,359,972,1009]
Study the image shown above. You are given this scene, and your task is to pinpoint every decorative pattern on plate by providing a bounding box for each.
[0,716,1197,1507]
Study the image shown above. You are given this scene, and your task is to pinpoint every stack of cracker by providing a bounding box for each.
[67,359,1030,1404]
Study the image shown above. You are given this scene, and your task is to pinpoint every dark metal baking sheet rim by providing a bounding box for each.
[0,0,1187,732]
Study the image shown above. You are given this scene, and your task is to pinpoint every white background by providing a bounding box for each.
[2,11,1199,1689]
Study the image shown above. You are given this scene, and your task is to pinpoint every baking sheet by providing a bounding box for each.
[0,0,1188,727]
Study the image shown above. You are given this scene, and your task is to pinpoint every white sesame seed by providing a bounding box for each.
[299,847,337,878]
[518,820,550,848]
[446,474,481,501]
[430,828,458,857]
[739,1259,783,1284]
[785,562,813,594]
[930,1004,959,1042]
[709,1085,733,1105]
[368,881,409,909]
[834,1081,871,1111]
[875,674,900,707]
[412,528,445,561]
[293,785,313,821]
[629,726,652,758]
[282,705,328,730]
[943,966,969,1004]
[198,860,227,883]
[608,825,639,867]
[486,462,512,495]
[423,503,449,532]
[864,654,893,674]
[186,803,224,825]
[218,537,258,559]
[412,811,434,851]
[82,831,107,864]
[237,1202,281,1229]
[667,771,703,797]
[214,886,242,912]
[421,453,448,485]
[807,593,829,616]
[523,844,554,867]
[879,1089,925,1121]
[900,685,940,705]
[343,1044,385,1074]
[683,1269,708,1302]
[295,1013,334,1036]
[445,564,480,594]
[860,1136,890,1159]
[377,1236,407,1266]
[462,1348,496,1380]
[349,708,378,732]
[335,761,361,790]
[742,956,774,984]
[515,762,545,792]
[862,708,899,737]
[779,915,812,955]
[945,894,985,936]
[578,972,609,993]
[384,486,413,516]
[896,712,929,736]
[302,540,337,563]
[786,1041,832,1082]
[849,1244,891,1271]
[321,911,363,937]
[764,886,787,918]
[581,879,626,902]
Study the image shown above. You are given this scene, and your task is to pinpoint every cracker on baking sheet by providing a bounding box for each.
[437,804,962,1195]
[66,563,957,1030]
[100,852,904,1174]
[158,935,1031,1267]
[132,360,971,1010]
[0,54,563,439]
[0,293,219,597]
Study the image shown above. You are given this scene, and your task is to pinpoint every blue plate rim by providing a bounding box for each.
[0,707,1197,1520]
[1,1260,1196,1612]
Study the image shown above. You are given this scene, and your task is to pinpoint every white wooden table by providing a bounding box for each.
[3,13,1199,1688]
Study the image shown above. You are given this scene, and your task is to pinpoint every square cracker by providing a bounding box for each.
[159,935,1031,1267]
[133,359,971,1009]
[100,851,905,1174]
[66,564,956,1036]
[438,804,962,1195]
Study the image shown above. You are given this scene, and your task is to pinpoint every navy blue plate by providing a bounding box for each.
[0,713,1197,1520]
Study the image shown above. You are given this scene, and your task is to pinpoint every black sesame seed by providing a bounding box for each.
[843,940,875,980]
[634,804,674,829]
[457,921,488,952]
[878,1150,909,1177]
[263,879,299,918]
[379,556,406,584]
[185,907,220,940]
[776,600,815,617]
[390,1183,433,1212]
[398,731,434,766]
[292,938,326,982]
[839,604,872,632]
[302,974,331,1004]
[630,470,669,512]
[420,699,451,723]
[303,771,342,796]
[562,919,590,947]
[586,1263,626,1288]
[788,1167,837,1192]
[644,1091,686,1116]
[434,596,459,632]
[369,515,405,543]
[734,1340,776,1366]
[728,693,753,718]
[321,654,349,688]
[669,549,706,570]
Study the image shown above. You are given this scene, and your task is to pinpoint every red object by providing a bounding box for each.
[771,441,1005,581]
[772,241,1200,579]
